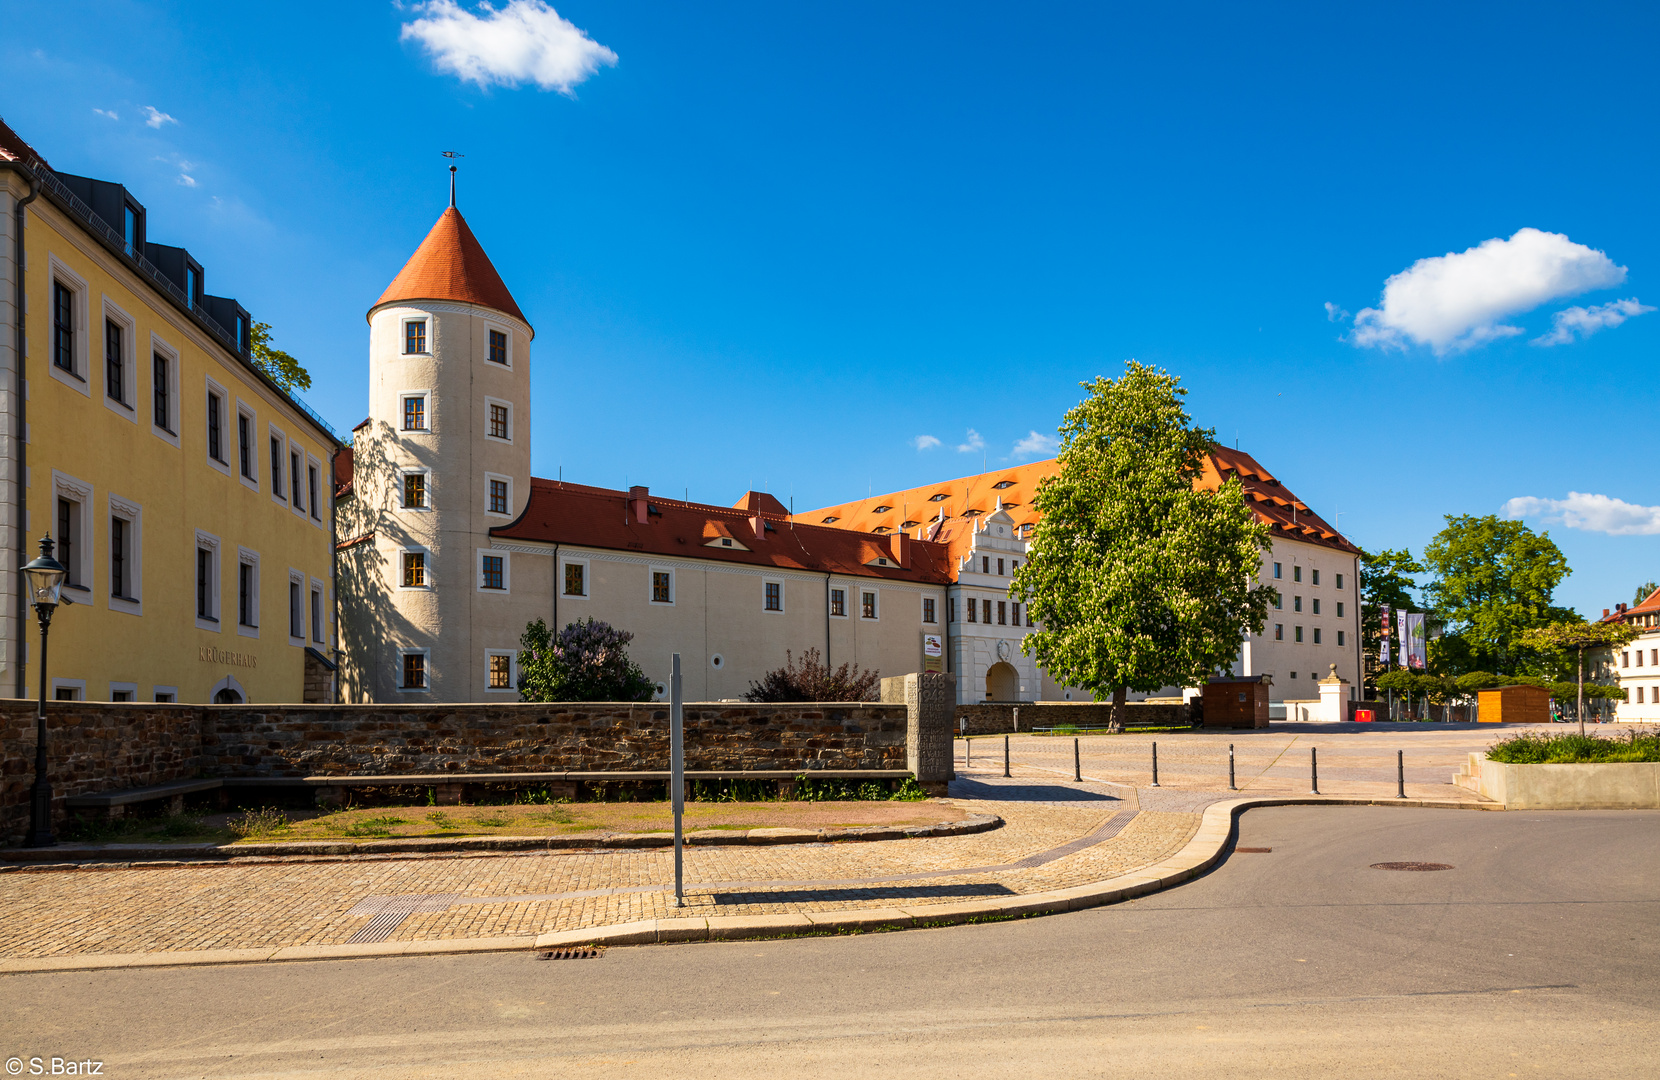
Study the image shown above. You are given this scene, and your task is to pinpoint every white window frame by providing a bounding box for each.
[310,576,327,644]
[107,493,143,617]
[484,471,514,519]
[109,681,138,703]
[46,255,91,394]
[307,454,326,525]
[477,548,511,593]
[288,568,306,645]
[861,588,880,620]
[194,529,222,632]
[51,678,87,701]
[51,470,94,599]
[100,295,138,422]
[399,467,432,512]
[398,545,432,592]
[483,320,513,369]
[762,577,785,614]
[235,547,261,639]
[401,389,432,433]
[398,647,431,693]
[235,400,260,491]
[152,685,179,703]
[204,376,231,475]
[268,423,289,507]
[149,333,181,446]
[402,316,430,356]
[485,649,518,694]
[484,396,514,443]
[289,445,307,517]
[829,585,848,618]
[560,556,590,599]
[648,565,676,606]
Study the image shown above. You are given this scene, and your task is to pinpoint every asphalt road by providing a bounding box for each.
[3,806,1655,1079]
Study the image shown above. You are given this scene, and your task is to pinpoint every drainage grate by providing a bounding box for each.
[1235,847,1272,853]
[539,947,604,960]
[1371,861,1454,872]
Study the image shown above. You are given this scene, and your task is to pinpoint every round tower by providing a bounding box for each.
[351,203,534,701]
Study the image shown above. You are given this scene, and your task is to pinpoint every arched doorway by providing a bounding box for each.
[986,662,1019,701]
[210,675,247,704]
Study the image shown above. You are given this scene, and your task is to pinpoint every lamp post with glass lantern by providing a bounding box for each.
[23,534,66,848]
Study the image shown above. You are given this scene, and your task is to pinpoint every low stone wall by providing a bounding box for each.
[0,699,909,844]
[1455,753,1660,809]
[954,701,1190,735]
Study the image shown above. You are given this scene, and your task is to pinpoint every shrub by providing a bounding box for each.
[227,806,292,840]
[1487,731,1660,764]
[744,648,880,702]
[517,617,655,703]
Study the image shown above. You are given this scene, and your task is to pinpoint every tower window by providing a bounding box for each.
[489,478,509,515]
[405,320,427,354]
[480,555,505,590]
[403,396,426,431]
[402,551,426,587]
[488,329,507,365]
[402,472,427,509]
[401,652,427,690]
[489,403,509,439]
[489,653,512,689]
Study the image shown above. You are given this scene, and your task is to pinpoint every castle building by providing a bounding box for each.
[337,202,952,702]
[803,447,1364,708]
[1604,588,1660,722]
[1,117,340,705]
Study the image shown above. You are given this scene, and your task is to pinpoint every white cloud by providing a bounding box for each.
[142,105,177,129]
[177,174,197,187]
[1011,431,1059,459]
[913,435,941,451]
[1532,298,1654,346]
[1324,301,1350,322]
[1351,228,1626,355]
[1503,492,1660,536]
[956,429,985,454]
[92,108,119,121]
[401,1,618,94]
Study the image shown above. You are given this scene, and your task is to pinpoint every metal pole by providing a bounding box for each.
[1003,734,1010,778]
[1397,749,1406,799]
[670,653,684,907]
[1228,743,1236,791]
[1151,741,1159,787]
[27,608,54,848]
[966,734,971,766]
[1310,746,1319,795]
[1013,706,1019,733]
[1073,737,1081,782]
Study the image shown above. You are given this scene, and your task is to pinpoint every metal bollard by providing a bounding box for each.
[1151,741,1160,787]
[1310,746,1319,795]
[1004,734,1011,778]
[966,736,971,766]
[1074,737,1081,782]
[1397,749,1406,799]
[1228,743,1236,791]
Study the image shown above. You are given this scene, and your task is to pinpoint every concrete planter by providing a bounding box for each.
[1454,753,1660,809]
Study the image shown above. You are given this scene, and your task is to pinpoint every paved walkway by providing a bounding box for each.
[0,723,1518,963]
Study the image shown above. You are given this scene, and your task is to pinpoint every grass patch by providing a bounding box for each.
[64,812,229,845]
[1488,730,1660,764]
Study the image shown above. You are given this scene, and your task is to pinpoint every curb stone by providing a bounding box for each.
[0,796,1498,973]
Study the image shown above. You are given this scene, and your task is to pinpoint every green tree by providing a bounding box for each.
[516,617,654,703]
[1421,514,1574,676]
[1520,621,1641,735]
[1634,581,1659,606]
[248,321,312,394]
[1359,547,1422,688]
[1009,362,1274,732]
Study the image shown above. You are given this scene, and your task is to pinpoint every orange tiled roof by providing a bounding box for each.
[1603,587,1660,624]
[0,115,47,170]
[370,207,528,328]
[802,445,1360,567]
[491,481,952,584]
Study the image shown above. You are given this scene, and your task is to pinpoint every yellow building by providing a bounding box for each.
[1,117,340,704]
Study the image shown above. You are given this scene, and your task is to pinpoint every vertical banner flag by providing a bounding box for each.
[1380,606,1393,667]
[1396,610,1409,668]
[1406,612,1427,670]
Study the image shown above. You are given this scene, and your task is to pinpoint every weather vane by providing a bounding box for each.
[442,151,464,207]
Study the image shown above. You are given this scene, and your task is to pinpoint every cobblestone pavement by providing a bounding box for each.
[0,765,1205,958]
[0,723,1515,960]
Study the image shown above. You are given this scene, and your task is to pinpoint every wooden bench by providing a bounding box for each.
[64,778,227,821]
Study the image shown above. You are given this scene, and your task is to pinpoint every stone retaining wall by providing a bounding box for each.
[954,701,1191,735]
[0,699,908,844]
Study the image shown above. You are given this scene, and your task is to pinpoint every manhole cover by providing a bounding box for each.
[1371,862,1454,872]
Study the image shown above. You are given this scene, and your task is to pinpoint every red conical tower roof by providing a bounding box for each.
[370,207,529,328]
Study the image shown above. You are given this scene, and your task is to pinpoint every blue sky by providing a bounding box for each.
[5,1,1657,617]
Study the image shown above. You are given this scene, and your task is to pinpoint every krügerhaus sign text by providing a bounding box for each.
[199,646,258,669]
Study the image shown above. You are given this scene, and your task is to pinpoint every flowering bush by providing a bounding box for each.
[743,648,879,702]
[517,617,655,703]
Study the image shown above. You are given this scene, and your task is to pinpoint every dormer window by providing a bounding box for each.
[962,508,982,517]
[820,516,840,524]
[992,480,1015,489]
[928,493,948,502]
[873,505,892,513]
[900,520,919,528]
[872,525,890,533]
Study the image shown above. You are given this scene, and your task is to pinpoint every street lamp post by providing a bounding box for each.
[22,534,66,848]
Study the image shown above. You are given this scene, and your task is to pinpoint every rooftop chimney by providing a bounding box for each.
[889,530,911,569]
[629,485,649,524]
